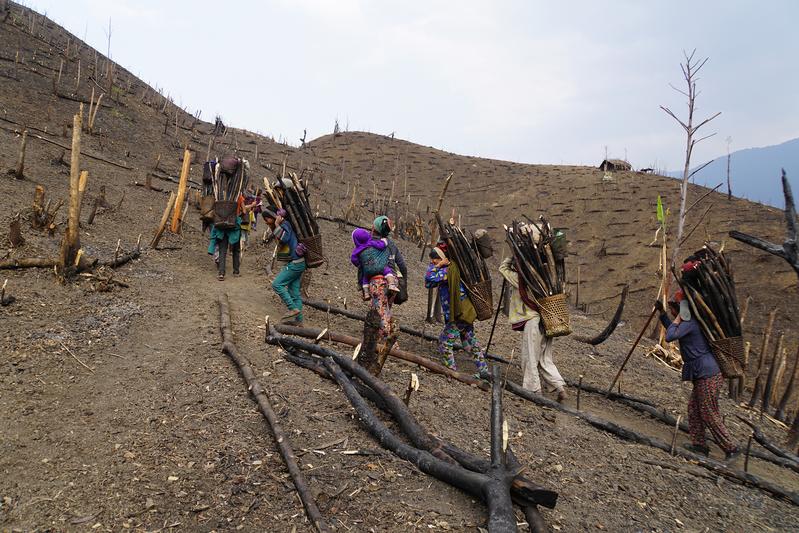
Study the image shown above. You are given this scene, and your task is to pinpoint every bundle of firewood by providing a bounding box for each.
[211,157,249,202]
[505,217,570,336]
[505,218,566,298]
[435,214,492,320]
[674,245,744,376]
[265,172,324,267]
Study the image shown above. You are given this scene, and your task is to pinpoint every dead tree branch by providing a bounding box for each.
[218,295,330,533]
[730,170,798,277]
[573,285,628,345]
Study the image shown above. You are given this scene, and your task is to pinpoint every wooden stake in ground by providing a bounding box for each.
[58,104,83,272]
[775,347,799,422]
[171,148,192,233]
[749,309,777,408]
[12,128,27,178]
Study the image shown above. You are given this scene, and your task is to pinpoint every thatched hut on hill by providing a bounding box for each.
[599,159,632,172]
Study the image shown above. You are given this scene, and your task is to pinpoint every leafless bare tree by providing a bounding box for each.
[660,49,721,268]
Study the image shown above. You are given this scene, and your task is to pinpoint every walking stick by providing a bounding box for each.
[605,306,658,397]
[485,278,508,357]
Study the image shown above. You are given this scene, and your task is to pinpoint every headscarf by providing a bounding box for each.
[373,215,393,237]
[431,246,447,261]
[670,289,692,321]
[261,206,278,220]
[351,228,386,266]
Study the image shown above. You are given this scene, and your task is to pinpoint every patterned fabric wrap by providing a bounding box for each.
[688,373,736,452]
[360,246,391,279]
[437,321,488,372]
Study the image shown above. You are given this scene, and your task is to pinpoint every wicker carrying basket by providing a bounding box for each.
[710,336,745,378]
[537,293,571,337]
[213,200,237,230]
[468,279,494,321]
[200,195,215,222]
[300,233,325,268]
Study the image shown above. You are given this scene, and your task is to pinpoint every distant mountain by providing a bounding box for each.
[675,137,798,207]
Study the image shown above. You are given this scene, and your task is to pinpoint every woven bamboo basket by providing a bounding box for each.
[538,293,571,337]
[710,336,745,378]
[468,279,494,321]
[300,233,325,268]
[212,200,237,230]
[200,195,215,222]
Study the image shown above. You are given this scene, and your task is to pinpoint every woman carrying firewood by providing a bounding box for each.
[656,290,741,460]
[208,215,242,281]
[425,243,489,379]
[262,207,306,326]
[360,216,407,349]
[498,251,568,403]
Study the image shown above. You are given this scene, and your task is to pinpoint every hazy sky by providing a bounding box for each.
[25,0,799,170]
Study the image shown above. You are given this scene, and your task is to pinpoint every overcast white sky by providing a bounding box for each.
[24,0,799,170]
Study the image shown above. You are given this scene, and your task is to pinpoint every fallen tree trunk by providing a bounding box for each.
[100,248,141,268]
[573,285,628,345]
[323,357,519,531]
[504,380,799,506]
[10,127,132,170]
[565,377,656,407]
[0,257,55,270]
[274,326,799,506]
[567,378,796,471]
[273,323,489,390]
[737,416,799,468]
[301,299,515,365]
[218,295,330,533]
[273,337,557,510]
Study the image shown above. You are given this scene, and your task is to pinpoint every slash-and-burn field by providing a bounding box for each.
[1,2,798,532]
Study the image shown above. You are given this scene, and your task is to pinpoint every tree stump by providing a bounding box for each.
[9,217,23,248]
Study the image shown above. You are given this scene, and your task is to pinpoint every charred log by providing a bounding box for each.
[218,295,330,532]
[573,285,628,345]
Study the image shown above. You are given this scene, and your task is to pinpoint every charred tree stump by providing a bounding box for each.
[86,185,111,225]
[32,185,46,228]
[217,295,330,533]
[761,333,785,414]
[775,347,799,422]
[749,310,777,408]
[11,128,27,179]
[9,215,23,248]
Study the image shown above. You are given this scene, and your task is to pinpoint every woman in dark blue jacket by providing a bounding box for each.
[658,292,739,459]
